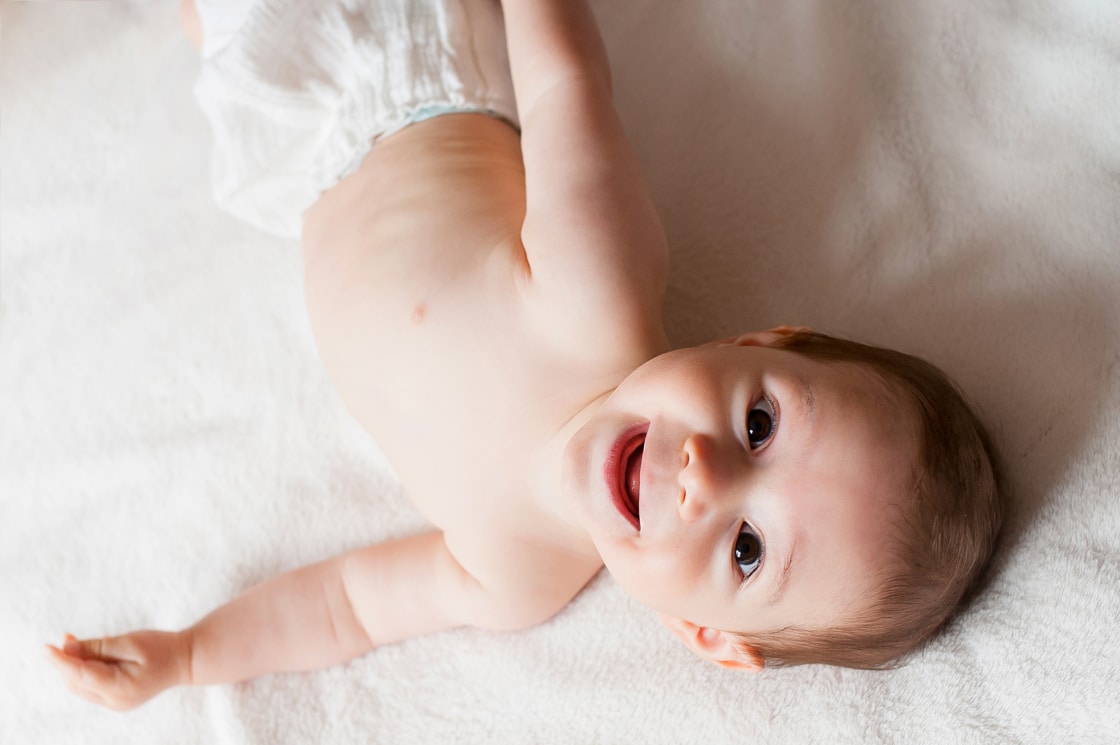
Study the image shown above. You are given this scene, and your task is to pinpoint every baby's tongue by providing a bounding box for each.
[625,447,643,508]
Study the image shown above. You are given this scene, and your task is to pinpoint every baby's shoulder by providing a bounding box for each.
[441,523,602,630]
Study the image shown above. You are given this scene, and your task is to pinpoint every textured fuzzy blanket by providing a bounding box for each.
[2,1,1118,742]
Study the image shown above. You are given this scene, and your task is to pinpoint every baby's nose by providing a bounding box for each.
[677,433,725,523]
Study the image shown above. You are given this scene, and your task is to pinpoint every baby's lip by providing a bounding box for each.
[606,424,647,531]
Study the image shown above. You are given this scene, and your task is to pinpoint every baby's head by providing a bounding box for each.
[565,327,1003,671]
[725,328,1004,668]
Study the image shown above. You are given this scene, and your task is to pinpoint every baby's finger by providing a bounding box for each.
[46,644,81,672]
[48,646,144,710]
[63,674,110,707]
[47,645,98,684]
[48,647,106,700]
[49,643,128,687]
[77,689,110,708]
[63,633,117,662]
[80,656,133,690]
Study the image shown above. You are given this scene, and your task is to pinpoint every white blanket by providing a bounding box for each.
[2,1,1118,742]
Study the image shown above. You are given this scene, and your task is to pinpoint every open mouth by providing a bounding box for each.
[608,426,646,531]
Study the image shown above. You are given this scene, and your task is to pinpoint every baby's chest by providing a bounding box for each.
[384,409,539,529]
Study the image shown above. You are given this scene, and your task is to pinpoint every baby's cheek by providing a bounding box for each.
[605,551,691,616]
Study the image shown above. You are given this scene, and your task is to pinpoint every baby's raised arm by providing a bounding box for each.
[501,0,669,345]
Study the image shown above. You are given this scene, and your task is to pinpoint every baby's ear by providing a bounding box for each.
[707,325,810,349]
[657,613,764,672]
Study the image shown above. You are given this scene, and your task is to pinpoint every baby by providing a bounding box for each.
[47,0,1003,710]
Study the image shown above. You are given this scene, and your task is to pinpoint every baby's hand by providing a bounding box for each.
[46,630,191,711]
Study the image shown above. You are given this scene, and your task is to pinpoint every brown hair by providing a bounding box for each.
[729,330,1004,669]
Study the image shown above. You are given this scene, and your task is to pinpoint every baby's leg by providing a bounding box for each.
[179,0,202,52]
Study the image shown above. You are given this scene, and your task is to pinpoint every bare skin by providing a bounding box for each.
[178,0,201,51]
[48,0,671,709]
[48,0,920,710]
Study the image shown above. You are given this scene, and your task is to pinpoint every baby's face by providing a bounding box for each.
[561,333,919,640]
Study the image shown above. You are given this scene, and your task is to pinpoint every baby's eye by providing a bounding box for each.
[746,396,777,450]
[735,524,763,579]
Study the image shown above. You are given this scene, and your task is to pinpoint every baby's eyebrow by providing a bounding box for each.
[790,377,817,455]
[765,540,797,608]
[762,380,812,608]
[800,381,816,428]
